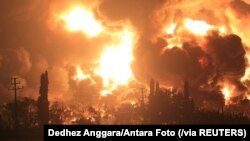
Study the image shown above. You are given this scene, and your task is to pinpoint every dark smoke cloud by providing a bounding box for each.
[205,33,247,92]
[98,0,167,38]
[132,37,214,87]
[133,32,247,103]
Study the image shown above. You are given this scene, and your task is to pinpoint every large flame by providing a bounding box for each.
[184,18,215,36]
[74,66,95,84]
[60,7,136,95]
[166,23,177,35]
[247,95,250,100]
[163,17,249,106]
[60,6,249,103]
[241,53,250,82]
[74,66,89,81]
[221,84,234,105]
[164,18,227,49]
[60,7,103,37]
[60,7,136,96]
[95,29,135,96]
[72,28,136,96]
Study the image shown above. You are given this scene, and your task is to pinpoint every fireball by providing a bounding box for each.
[74,66,95,84]
[163,18,226,49]
[60,7,103,37]
[221,85,234,105]
[74,66,89,81]
[95,29,136,95]
[166,23,177,35]
[184,18,215,36]
[247,95,250,100]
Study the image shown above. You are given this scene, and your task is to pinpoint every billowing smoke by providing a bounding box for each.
[205,34,246,91]
[0,0,104,103]
[98,0,250,104]
[0,0,249,109]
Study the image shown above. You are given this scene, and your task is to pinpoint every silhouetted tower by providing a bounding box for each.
[150,79,155,97]
[8,76,23,128]
[140,88,145,109]
[140,88,146,121]
[182,80,195,123]
[37,71,49,126]
[155,81,160,95]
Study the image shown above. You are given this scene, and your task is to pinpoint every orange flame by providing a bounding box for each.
[74,66,95,84]
[163,18,227,49]
[221,84,234,105]
[95,28,136,96]
[241,67,250,82]
[241,53,250,82]
[60,7,136,96]
[72,27,136,96]
[166,23,177,35]
[184,18,215,36]
[60,7,103,37]
[247,95,250,100]
[74,66,89,81]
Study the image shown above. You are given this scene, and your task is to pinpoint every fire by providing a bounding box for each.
[130,101,136,106]
[100,90,112,96]
[221,85,234,105]
[74,66,88,81]
[247,95,250,100]
[222,87,231,101]
[241,67,250,82]
[163,18,227,49]
[166,23,176,35]
[74,66,94,84]
[60,7,136,95]
[184,18,214,36]
[241,53,250,82]
[95,29,136,96]
[60,7,103,37]
[219,26,226,34]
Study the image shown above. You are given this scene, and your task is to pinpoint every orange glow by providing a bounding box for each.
[241,67,250,82]
[241,53,250,82]
[221,85,234,105]
[165,36,182,49]
[60,7,103,37]
[184,18,214,36]
[74,66,95,84]
[166,23,177,35]
[247,95,250,100]
[74,66,89,81]
[130,101,136,106]
[219,26,226,34]
[100,90,112,96]
[95,29,135,96]
[163,18,228,49]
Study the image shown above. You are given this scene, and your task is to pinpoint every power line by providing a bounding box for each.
[8,76,23,128]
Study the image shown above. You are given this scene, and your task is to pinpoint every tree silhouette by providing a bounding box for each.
[1,97,38,129]
[37,71,49,126]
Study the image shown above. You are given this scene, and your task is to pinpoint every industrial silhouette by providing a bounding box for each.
[37,71,49,126]
[0,74,249,140]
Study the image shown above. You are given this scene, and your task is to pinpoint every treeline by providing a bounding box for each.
[0,73,249,130]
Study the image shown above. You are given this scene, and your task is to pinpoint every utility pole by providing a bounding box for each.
[140,87,145,122]
[140,88,145,109]
[8,76,23,128]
